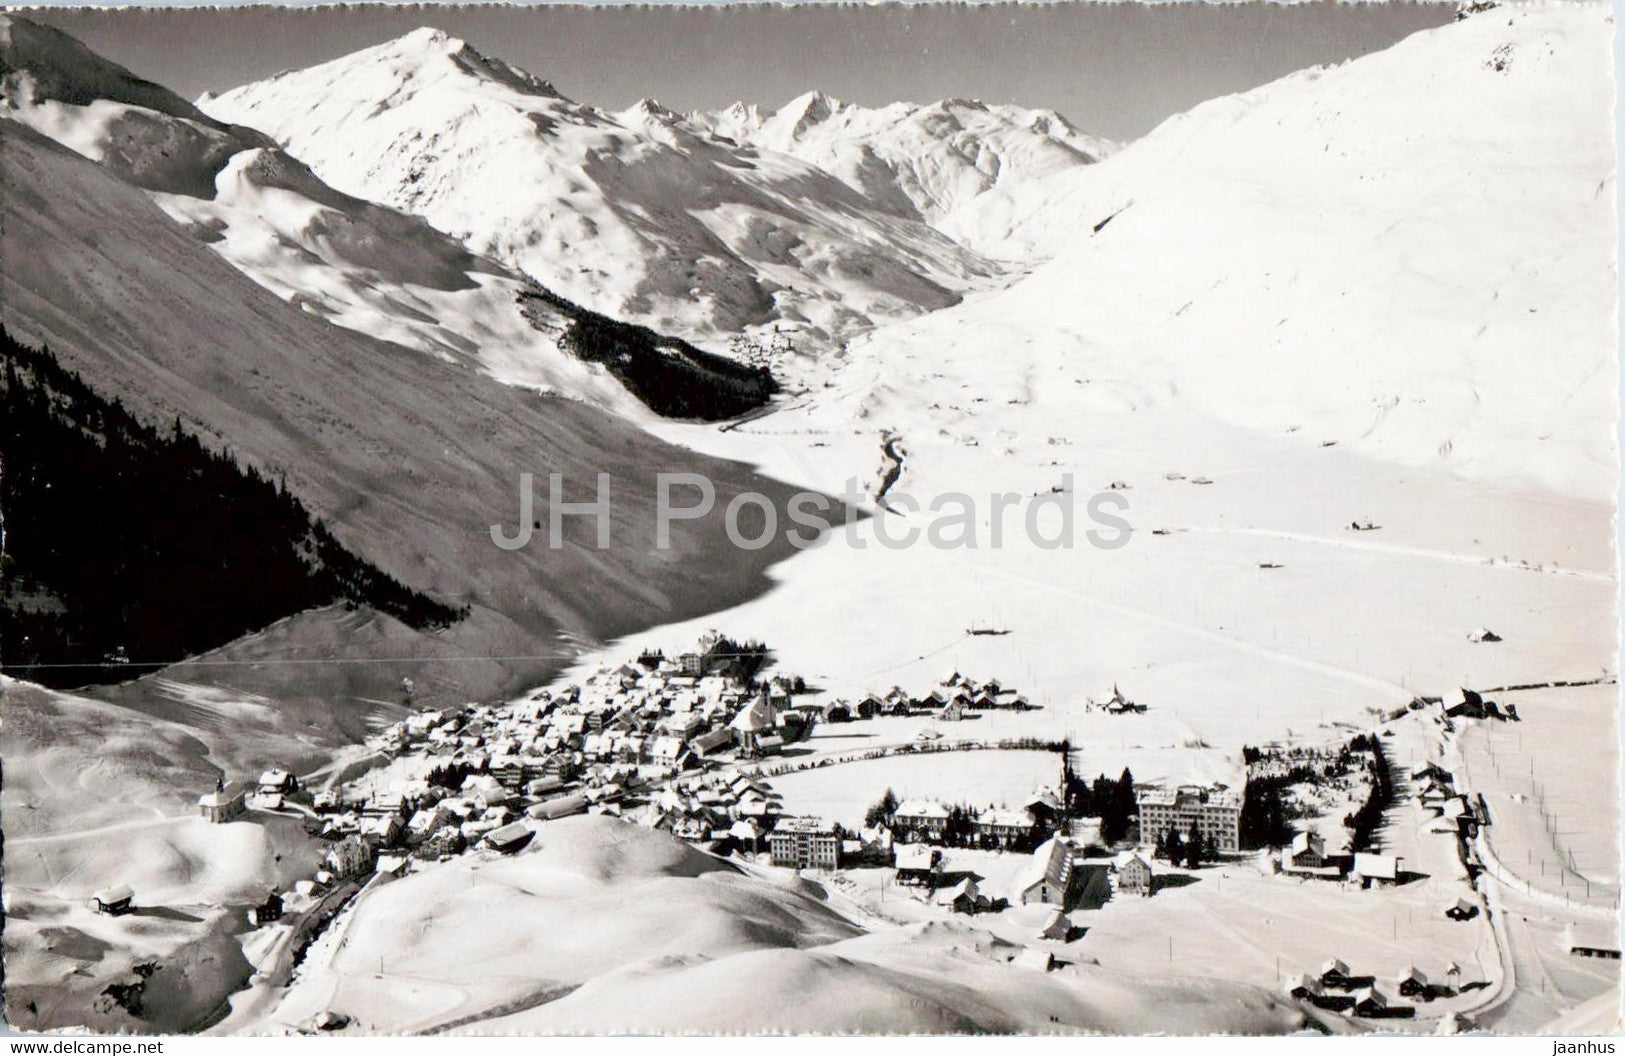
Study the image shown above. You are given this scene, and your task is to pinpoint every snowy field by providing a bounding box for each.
[1457,684,1620,908]
[767,749,1065,827]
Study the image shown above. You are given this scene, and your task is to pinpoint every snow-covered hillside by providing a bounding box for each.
[0,102,811,707]
[0,16,678,418]
[919,1,1616,499]
[198,29,1027,349]
[601,1,1616,748]
[689,92,1114,250]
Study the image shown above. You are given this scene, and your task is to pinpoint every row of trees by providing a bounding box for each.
[1154,823,1215,869]
[1064,763,1137,845]
[1,327,467,687]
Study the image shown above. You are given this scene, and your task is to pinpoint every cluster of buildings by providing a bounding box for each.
[814,671,1033,724]
[886,793,1065,851]
[193,635,923,896]
[1283,957,1441,1019]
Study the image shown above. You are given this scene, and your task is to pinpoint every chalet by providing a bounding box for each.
[1446,689,1490,720]
[1114,850,1154,896]
[1445,897,1479,921]
[935,700,966,722]
[1013,947,1055,972]
[1283,973,1322,1001]
[855,695,884,719]
[1397,966,1430,998]
[767,816,839,869]
[1018,838,1078,909]
[258,769,298,795]
[526,775,566,798]
[1283,832,1344,878]
[375,854,410,878]
[894,844,941,887]
[936,877,987,915]
[1023,792,1065,829]
[89,885,134,916]
[531,792,588,820]
[1353,853,1401,887]
[893,800,951,843]
[1320,958,1353,989]
[406,807,450,842]
[361,814,403,847]
[483,822,533,854]
[1347,988,1385,1016]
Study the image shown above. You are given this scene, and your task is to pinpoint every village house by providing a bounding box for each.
[1320,958,1354,990]
[247,889,283,927]
[1352,852,1402,887]
[894,844,942,887]
[1397,966,1430,998]
[325,835,375,879]
[1282,831,1345,878]
[1113,849,1154,896]
[483,822,533,854]
[935,877,988,915]
[89,885,134,916]
[893,800,951,844]
[1283,974,1323,1002]
[767,816,841,870]
[258,769,298,795]
[1018,837,1079,909]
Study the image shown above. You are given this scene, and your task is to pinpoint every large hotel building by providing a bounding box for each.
[1136,784,1243,852]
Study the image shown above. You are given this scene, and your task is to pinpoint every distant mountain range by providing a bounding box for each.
[197,28,1108,349]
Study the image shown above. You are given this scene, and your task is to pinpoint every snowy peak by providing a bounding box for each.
[234,25,563,110]
[201,34,1008,352]
[688,89,1116,239]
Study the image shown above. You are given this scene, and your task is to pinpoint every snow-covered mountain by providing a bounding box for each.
[198,29,1042,349]
[0,17,787,420]
[835,1,1616,500]
[0,16,818,711]
[688,91,1115,252]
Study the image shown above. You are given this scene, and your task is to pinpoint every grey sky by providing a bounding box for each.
[21,2,1456,141]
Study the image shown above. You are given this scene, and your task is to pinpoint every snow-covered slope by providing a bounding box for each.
[691,92,1114,253]
[600,1,1616,751]
[198,29,1010,350]
[0,105,812,711]
[0,16,684,419]
[907,1,1617,498]
[246,815,1307,1035]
